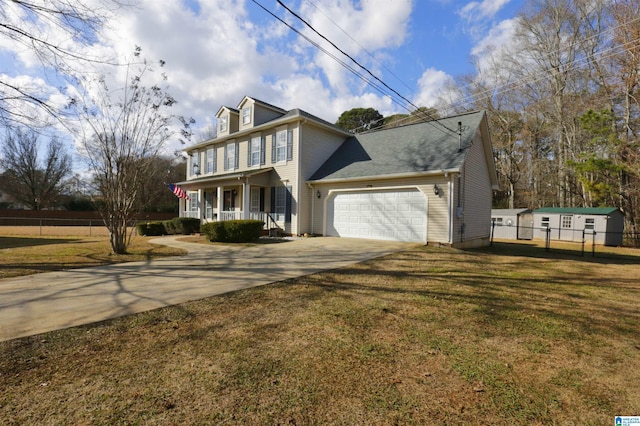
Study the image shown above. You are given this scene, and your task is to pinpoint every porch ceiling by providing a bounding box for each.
[177,167,274,189]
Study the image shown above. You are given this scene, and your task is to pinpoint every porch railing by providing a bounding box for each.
[181,210,281,231]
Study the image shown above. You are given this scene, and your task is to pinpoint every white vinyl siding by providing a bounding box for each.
[456,128,492,244]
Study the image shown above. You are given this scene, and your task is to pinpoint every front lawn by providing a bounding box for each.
[1,241,638,424]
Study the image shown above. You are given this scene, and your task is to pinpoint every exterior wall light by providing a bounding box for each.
[433,184,440,196]
[316,190,321,199]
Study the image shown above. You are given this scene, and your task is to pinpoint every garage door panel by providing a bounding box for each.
[327,189,427,243]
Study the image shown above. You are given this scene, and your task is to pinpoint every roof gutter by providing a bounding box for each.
[176,167,273,188]
[307,167,461,185]
[187,112,351,151]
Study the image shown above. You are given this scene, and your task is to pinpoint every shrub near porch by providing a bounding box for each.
[201,219,264,243]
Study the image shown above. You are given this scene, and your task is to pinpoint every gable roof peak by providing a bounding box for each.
[238,96,287,113]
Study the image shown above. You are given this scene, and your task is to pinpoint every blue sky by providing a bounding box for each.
[0,0,525,146]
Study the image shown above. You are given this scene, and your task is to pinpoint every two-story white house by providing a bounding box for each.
[177,96,498,247]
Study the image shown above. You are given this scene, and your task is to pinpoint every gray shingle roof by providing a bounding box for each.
[309,110,485,181]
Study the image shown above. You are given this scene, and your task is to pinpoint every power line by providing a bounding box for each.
[249,0,397,110]
[274,0,458,135]
[301,0,415,95]
[438,13,640,115]
[439,33,640,117]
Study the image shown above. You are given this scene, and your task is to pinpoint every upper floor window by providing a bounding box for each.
[206,147,216,174]
[224,142,238,171]
[272,129,293,163]
[248,136,265,167]
[242,107,251,125]
[219,115,228,132]
[190,152,200,177]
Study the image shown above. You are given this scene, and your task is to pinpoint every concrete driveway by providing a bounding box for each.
[0,236,416,342]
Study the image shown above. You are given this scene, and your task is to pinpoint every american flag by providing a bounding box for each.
[166,183,190,200]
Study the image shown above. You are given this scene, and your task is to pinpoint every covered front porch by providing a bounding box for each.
[177,168,287,232]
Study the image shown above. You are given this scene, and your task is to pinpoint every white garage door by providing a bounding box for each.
[326,189,427,242]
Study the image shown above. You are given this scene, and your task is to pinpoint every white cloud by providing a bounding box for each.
[0,0,422,150]
[460,0,511,21]
[414,68,456,108]
[470,18,520,86]
[297,0,413,94]
[458,0,512,39]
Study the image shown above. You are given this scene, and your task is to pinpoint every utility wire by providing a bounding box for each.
[436,14,640,116]
[275,0,458,135]
[438,33,640,118]
[302,0,414,94]
[249,0,397,108]
[251,0,452,134]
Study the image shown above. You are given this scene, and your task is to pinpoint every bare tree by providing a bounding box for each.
[0,128,72,209]
[0,0,121,128]
[514,0,586,207]
[134,156,186,213]
[75,51,193,254]
[610,0,640,244]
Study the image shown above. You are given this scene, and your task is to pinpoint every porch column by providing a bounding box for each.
[243,181,251,220]
[217,186,224,221]
[198,189,204,220]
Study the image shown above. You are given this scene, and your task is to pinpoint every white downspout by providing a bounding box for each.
[448,175,454,244]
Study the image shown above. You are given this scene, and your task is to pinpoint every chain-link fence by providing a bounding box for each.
[490,221,640,258]
[0,211,176,237]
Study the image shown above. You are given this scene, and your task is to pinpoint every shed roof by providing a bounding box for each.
[309,110,486,181]
[533,207,620,215]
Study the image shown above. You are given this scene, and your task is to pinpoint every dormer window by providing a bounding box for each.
[219,115,228,132]
[242,106,251,125]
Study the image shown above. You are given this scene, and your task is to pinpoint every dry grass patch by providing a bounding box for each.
[1,242,639,424]
[0,235,187,279]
